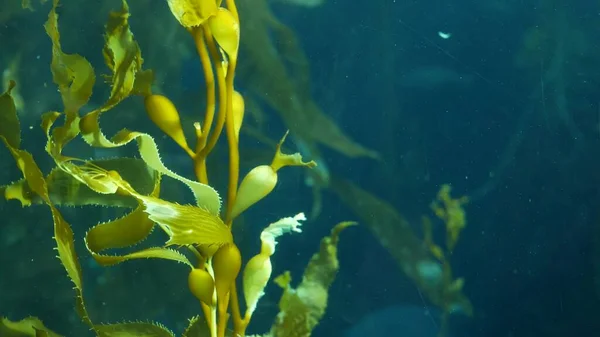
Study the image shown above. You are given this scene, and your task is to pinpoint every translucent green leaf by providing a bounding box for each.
[45,158,157,207]
[271,222,354,337]
[2,158,156,208]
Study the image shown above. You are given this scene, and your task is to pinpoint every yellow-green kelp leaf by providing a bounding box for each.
[94,321,175,337]
[3,158,157,208]
[0,80,20,149]
[43,0,94,154]
[270,221,355,337]
[84,178,159,254]
[0,316,62,337]
[45,158,156,207]
[140,197,233,247]
[0,138,92,327]
[44,0,95,116]
[0,88,90,325]
[102,0,153,107]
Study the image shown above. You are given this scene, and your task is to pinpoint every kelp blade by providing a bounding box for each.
[2,158,157,208]
[0,316,62,337]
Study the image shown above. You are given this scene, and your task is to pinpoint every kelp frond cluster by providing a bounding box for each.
[0,0,353,336]
[1,0,474,336]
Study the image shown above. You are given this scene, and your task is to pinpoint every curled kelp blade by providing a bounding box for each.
[84,123,222,215]
[84,174,194,268]
[270,221,355,337]
[0,316,62,337]
[85,205,156,254]
[94,321,175,337]
[102,0,153,103]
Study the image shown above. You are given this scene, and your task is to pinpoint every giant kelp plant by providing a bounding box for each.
[0,0,474,336]
[0,0,355,336]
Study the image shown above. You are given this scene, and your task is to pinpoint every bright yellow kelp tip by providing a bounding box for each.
[166,0,218,28]
[243,213,305,318]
